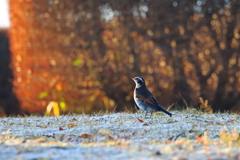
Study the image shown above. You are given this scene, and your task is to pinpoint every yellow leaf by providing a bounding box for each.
[45,101,60,116]
[59,101,66,111]
[68,123,77,128]
[53,102,60,116]
[72,59,83,66]
[98,129,111,135]
[39,91,48,99]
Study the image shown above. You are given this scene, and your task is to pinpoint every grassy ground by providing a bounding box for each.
[0,110,240,159]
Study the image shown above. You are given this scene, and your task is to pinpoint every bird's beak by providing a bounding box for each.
[131,77,135,80]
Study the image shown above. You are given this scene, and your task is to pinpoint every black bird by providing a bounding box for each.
[131,76,172,118]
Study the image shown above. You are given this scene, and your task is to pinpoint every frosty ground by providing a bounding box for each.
[0,110,240,160]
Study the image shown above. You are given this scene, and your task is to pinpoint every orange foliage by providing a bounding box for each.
[7,0,240,114]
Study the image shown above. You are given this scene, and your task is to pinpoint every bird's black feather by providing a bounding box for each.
[132,76,172,117]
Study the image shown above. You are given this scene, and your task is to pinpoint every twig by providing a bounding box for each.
[112,103,118,113]
[168,131,185,141]
[167,103,174,111]
[178,92,189,108]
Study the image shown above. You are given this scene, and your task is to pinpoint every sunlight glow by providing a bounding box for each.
[0,0,10,28]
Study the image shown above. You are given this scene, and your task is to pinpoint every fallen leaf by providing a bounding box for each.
[197,136,203,143]
[120,145,128,149]
[207,122,213,125]
[137,118,144,123]
[68,123,77,128]
[59,134,65,141]
[59,127,64,130]
[188,129,194,133]
[98,129,111,135]
[80,134,92,138]
[165,146,172,152]
[36,125,47,128]
[35,137,46,142]
[203,146,210,151]
[72,118,78,121]
[216,122,224,125]
[108,136,114,140]
[234,154,240,159]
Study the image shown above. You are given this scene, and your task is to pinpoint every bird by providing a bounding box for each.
[131,76,172,118]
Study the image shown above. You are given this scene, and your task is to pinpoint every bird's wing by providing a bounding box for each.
[136,94,161,110]
[136,88,172,116]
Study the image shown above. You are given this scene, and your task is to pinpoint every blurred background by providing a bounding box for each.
[0,0,239,116]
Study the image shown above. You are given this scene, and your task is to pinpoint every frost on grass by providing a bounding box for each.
[0,111,240,159]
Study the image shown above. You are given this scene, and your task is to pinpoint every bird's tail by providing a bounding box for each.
[159,107,172,117]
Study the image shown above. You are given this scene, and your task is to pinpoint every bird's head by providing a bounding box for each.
[131,76,145,88]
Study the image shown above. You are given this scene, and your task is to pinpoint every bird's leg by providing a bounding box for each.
[150,111,153,119]
[144,111,147,118]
